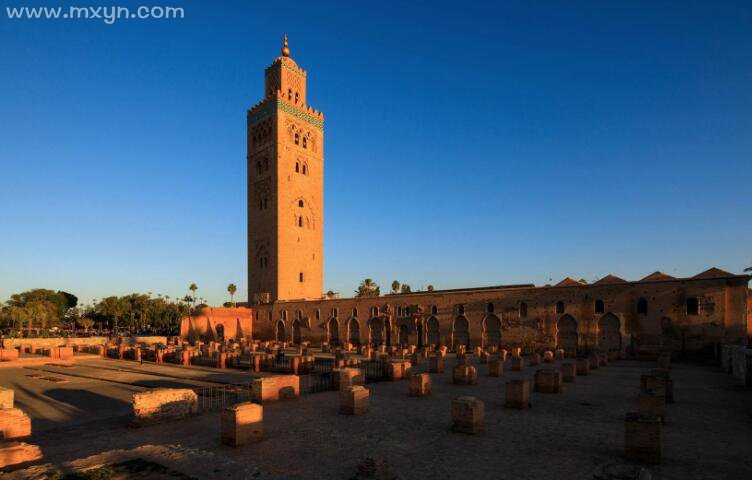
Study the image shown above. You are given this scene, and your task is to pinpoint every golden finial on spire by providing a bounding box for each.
[281,33,290,57]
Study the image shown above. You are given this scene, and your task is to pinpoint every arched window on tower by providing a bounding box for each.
[294,92,299,103]
[287,88,292,100]
[299,272,304,283]
[294,133,299,145]
[298,216,303,227]
[302,164,308,175]
[295,161,300,173]
[302,137,307,149]
[298,200,304,208]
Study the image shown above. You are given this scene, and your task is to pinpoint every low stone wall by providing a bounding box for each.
[0,387,14,409]
[2,336,168,350]
[0,442,42,469]
[251,375,300,403]
[0,408,32,440]
[131,388,198,426]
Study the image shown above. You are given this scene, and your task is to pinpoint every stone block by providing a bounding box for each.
[452,365,477,385]
[251,375,300,403]
[656,352,671,370]
[648,369,674,402]
[588,355,599,370]
[505,379,530,409]
[0,348,19,361]
[334,368,365,390]
[576,358,590,376]
[451,396,484,434]
[0,387,13,409]
[0,408,31,439]
[721,344,743,373]
[731,348,752,387]
[488,358,503,377]
[131,389,197,426]
[409,373,431,397]
[455,353,470,366]
[340,386,369,415]
[0,442,43,469]
[639,390,666,422]
[221,402,263,447]
[387,360,411,381]
[429,356,444,373]
[624,412,662,464]
[543,351,554,363]
[479,351,489,364]
[530,353,541,366]
[560,362,577,382]
[510,357,525,371]
[555,348,565,360]
[534,368,563,393]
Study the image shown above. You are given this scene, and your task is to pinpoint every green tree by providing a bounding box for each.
[355,278,380,297]
[390,280,400,295]
[427,284,435,292]
[227,283,237,306]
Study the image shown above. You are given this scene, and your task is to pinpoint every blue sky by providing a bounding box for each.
[1,0,750,306]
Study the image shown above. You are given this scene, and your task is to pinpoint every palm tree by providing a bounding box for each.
[355,278,380,297]
[227,283,237,306]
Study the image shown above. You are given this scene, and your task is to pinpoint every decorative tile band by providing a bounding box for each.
[248,100,324,131]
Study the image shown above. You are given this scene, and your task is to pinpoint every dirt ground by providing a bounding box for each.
[2,356,751,479]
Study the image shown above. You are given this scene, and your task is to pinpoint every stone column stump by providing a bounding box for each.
[429,356,444,373]
[543,351,554,363]
[452,365,477,385]
[221,402,263,447]
[510,356,525,371]
[555,348,565,360]
[409,373,431,397]
[530,353,541,366]
[451,396,484,434]
[588,355,599,370]
[505,379,530,409]
[560,362,577,382]
[534,368,563,393]
[639,389,667,422]
[576,358,590,376]
[340,386,369,415]
[624,412,662,464]
[488,358,503,377]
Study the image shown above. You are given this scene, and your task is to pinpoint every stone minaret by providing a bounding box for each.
[247,35,324,303]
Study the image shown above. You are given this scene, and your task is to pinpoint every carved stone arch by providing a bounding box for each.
[347,317,360,346]
[597,312,621,355]
[327,317,340,345]
[452,315,470,350]
[556,314,578,355]
[275,320,286,342]
[427,316,440,346]
[369,317,385,347]
[482,314,502,348]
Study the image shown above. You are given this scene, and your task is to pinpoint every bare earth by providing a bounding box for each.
[2,356,751,479]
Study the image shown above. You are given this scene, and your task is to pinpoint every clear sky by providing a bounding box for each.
[1,0,750,306]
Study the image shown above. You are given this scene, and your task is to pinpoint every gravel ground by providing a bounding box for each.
[4,357,751,479]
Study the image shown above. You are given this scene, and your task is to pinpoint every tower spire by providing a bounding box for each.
[281,33,290,57]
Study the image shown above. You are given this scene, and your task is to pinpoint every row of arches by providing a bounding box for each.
[273,312,624,354]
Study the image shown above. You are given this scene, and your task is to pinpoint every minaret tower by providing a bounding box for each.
[247,35,324,303]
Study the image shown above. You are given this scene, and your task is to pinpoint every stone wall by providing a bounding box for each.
[247,269,749,358]
[131,388,198,426]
